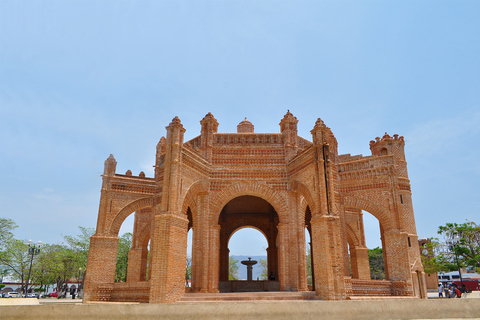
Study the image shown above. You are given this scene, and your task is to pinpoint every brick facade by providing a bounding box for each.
[84,111,427,303]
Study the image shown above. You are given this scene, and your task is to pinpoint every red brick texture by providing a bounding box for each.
[84,112,427,303]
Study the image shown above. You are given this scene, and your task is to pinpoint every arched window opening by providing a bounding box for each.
[362,210,385,280]
[228,227,268,280]
[304,206,314,290]
[380,148,388,156]
[185,207,193,289]
[116,213,134,282]
[186,228,193,288]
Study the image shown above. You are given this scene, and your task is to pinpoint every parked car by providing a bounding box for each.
[46,292,58,298]
[4,292,21,298]
[26,293,38,298]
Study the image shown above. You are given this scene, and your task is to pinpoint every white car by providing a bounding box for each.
[4,292,21,298]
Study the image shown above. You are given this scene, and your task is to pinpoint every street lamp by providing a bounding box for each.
[24,240,41,298]
[449,235,463,287]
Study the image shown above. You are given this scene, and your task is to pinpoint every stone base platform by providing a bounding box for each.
[2,298,480,320]
[179,291,321,302]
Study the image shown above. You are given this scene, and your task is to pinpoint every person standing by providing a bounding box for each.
[438,283,444,298]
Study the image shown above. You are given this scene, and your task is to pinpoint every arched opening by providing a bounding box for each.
[363,210,385,280]
[344,207,385,281]
[185,207,193,290]
[380,148,388,156]
[304,206,315,291]
[116,213,134,282]
[218,195,279,292]
[228,228,268,280]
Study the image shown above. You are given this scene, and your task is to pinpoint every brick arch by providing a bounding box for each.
[300,198,309,217]
[210,182,288,224]
[108,197,154,236]
[181,180,209,221]
[343,196,393,231]
[134,222,151,249]
[345,221,361,247]
[227,225,268,244]
[290,180,317,215]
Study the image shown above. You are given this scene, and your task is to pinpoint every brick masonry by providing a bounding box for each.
[84,111,427,303]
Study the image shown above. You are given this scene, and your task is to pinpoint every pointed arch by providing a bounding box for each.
[345,221,361,247]
[108,197,154,236]
[343,196,393,231]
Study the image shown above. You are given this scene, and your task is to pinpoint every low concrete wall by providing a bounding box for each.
[0,298,39,306]
[1,299,480,320]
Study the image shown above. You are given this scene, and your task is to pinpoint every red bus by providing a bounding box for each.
[452,279,480,292]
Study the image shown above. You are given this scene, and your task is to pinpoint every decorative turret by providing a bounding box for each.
[200,112,219,161]
[279,111,298,161]
[310,118,338,157]
[237,118,254,133]
[166,116,186,147]
[103,154,117,176]
[370,133,407,177]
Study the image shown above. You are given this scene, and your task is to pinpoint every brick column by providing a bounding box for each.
[351,246,370,280]
[83,235,119,302]
[208,225,221,292]
[383,230,414,296]
[277,223,289,290]
[126,248,143,283]
[149,213,189,303]
[311,215,345,300]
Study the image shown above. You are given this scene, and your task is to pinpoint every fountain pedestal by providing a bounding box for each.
[241,257,258,281]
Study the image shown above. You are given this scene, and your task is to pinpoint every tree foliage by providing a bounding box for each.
[306,247,313,285]
[258,259,268,280]
[115,232,132,282]
[368,247,385,280]
[0,239,30,291]
[436,221,480,273]
[229,256,240,280]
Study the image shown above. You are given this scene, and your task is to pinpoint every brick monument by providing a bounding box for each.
[83,111,427,303]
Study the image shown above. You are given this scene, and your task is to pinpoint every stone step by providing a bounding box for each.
[346,296,418,300]
[179,291,322,302]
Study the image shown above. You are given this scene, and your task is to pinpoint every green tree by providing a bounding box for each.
[31,244,69,293]
[63,226,95,271]
[368,247,385,280]
[185,256,192,286]
[258,259,268,280]
[229,256,240,280]
[115,232,132,282]
[306,247,313,285]
[0,218,18,279]
[420,239,449,274]
[0,239,30,291]
[437,221,480,272]
[0,218,17,249]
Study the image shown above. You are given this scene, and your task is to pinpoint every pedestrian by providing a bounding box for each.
[438,283,444,298]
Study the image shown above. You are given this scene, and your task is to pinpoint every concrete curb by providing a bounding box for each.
[1,299,480,320]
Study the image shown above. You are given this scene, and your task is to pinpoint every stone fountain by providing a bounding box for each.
[241,257,257,281]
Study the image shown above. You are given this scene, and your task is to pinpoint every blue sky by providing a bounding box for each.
[1,1,479,256]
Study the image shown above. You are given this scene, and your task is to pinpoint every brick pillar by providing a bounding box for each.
[383,230,414,296]
[208,225,221,292]
[311,215,345,300]
[297,222,308,291]
[126,248,142,282]
[277,223,289,290]
[352,246,370,280]
[149,213,189,303]
[83,235,119,302]
[139,246,149,281]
